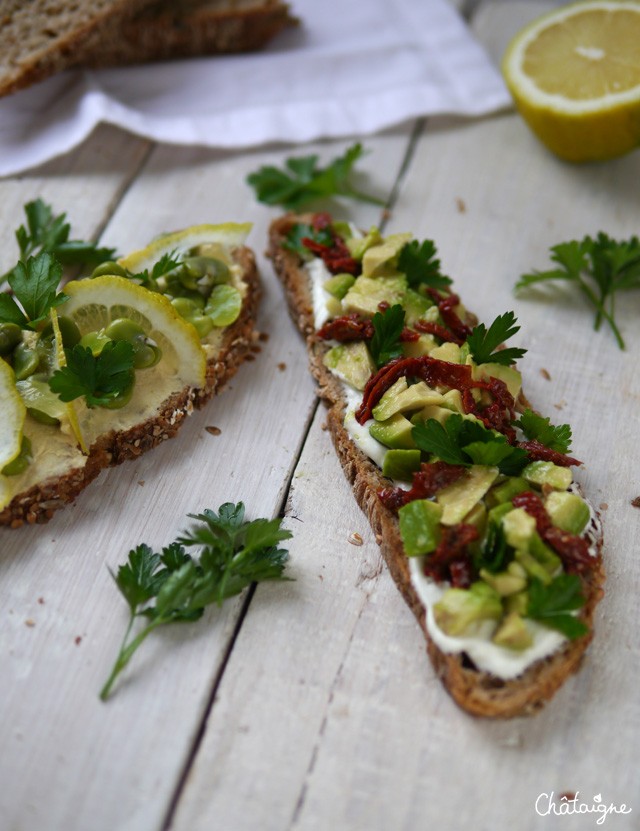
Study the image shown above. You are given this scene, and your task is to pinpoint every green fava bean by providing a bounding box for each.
[27,407,60,426]
[188,314,214,339]
[205,285,242,327]
[79,330,112,356]
[171,296,202,318]
[2,436,33,476]
[132,343,162,369]
[91,261,130,279]
[0,323,23,356]
[185,256,230,285]
[104,318,162,369]
[13,343,40,380]
[104,318,146,341]
[100,379,135,410]
[39,316,82,348]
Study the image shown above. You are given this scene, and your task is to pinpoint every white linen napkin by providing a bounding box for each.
[0,0,510,177]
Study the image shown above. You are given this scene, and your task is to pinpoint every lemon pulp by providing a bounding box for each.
[502,1,640,162]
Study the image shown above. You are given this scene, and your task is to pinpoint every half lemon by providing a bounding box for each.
[502,0,640,162]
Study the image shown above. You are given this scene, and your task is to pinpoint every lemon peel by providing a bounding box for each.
[502,0,640,162]
[0,358,26,509]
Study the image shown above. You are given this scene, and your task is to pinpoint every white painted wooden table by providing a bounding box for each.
[1,4,639,830]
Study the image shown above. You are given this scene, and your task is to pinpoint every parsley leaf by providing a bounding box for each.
[282,223,334,258]
[49,341,135,408]
[527,574,588,640]
[369,304,405,368]
[100,503,292,700]
[0,251,68,330]
[466,311,527,366]
[397,239,452,290]
[1,198,117,286]
[246,143,384,211]
[515,233,640,350]
[412,414,528,475]
[516,408,572,453]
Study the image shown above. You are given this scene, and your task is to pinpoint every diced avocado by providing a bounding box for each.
[433,581,503,637]
[529,531,562,574]
[429,342,462,363]
[437,465,499,526]
[480,564,527,597]
[342,275,407,316]
[522,461,572,490]
[402,288,434,326]
[501,507,536,549]
[413,404,451,425]
[514,548,552,585]
[473,362,522,399]
[324,273,356,300]
[398,499,442,556]
[372,380,443,421]
[369,413,416,450]
[545,490,590,535]
[488,476,530,506]
[505,589,529,615]
[440,389,464,413]
[492,612,533,650]
[487,501,516,526]
[361,233,412,277]
[382,448,422,481]
[346,226,383,260]
[323,341,375,391]
[371,377,408,421]
[463,501,487,534]
[403,333,438,358]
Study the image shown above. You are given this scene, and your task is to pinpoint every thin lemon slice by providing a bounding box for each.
[62,275,206,389]
[118,223,252,273]
[502,0,640,162]
[0,359,27,509]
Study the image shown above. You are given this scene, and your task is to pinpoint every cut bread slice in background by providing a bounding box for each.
[267,213,605,718]
[0,0,297,98]
[0,225,260,527]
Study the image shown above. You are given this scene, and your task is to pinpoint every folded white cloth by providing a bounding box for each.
[0,0,510,177]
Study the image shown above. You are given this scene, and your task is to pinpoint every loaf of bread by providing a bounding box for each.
[268,212,605,718]
[0,0,296,98]
[0,225,260,527]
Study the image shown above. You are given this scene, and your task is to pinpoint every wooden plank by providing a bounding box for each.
[169,50,640,831]
[0,134,406,831]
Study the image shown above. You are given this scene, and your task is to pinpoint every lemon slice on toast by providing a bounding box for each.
[502,0,640,162]
[0,359,27,509]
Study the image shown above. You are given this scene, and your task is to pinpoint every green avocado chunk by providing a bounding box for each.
[342,275,407,316]
[545,490,591,534]
[398,499,443,556]
[433,581,503,636]
[487,476,530,506]
[369,413,416,449]
[436,465,499,526]
[492,612,533,650]
[382,448,422,481]
[522,461,572,490]
[322,341,375,390]
[372,380,443,422]
[324,273,356,300]
[361,233,412,277]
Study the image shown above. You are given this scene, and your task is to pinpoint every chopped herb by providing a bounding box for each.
[369,304,405,368]
[1,198,117,286]
[516,408,572,454]
[0,251,67,330]
[130,251,183,290]
[515,233,640,350]
[100,503,292,700]
[49,341,135,408]
[246,143,384,211]
[282,223,334,258]
[397,239,452,291]
[466,311,527,366]
[412,414,528,475]
[527,574,588,639]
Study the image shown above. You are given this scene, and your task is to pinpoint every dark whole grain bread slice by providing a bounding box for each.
[0,244,260,529]
[268,213,605,718]
[0,0,297,99]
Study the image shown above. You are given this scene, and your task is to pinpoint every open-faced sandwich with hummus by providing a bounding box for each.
[268,212,604,718]
[0,223,259,527]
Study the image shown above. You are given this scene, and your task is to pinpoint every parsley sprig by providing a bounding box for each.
[516,408,572,454]
[527,574,588,640]
[466,311,527,366]
[49,341,135,408]
[0,251,67,330]
[100,503,292,700]
[515,233,640,350]
[1,198,117,287]
[369,304,405,368]
[412,414,529,475]
[246,143,384,211]
[397,239,452,291]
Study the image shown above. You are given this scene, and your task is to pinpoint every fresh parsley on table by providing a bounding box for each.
[100,503,292,700]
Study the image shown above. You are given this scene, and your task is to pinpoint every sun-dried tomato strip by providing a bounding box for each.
[317,314,374,342]
[518,439,582,468]
[379,461,467,511]
[423,523,479,585]
[414,319,463,344]
[424,288,473,343]
[511,490,594,573]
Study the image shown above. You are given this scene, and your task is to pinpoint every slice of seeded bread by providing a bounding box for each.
[0,0,297,99]
[0,244,260,528]
[268,213,605,718]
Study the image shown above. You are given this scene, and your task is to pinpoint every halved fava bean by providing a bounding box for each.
[104,318,162,369]
[205,285,242,327]
[12,343,40,380]
[2,436,32,476]
[0,323,22,356]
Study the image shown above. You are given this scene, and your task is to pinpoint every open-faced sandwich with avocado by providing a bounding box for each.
[0,223,259,527]
[268,212,604,718]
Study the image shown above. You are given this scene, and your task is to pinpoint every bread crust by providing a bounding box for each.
[268,213,605,718]
[0,244,260,528]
